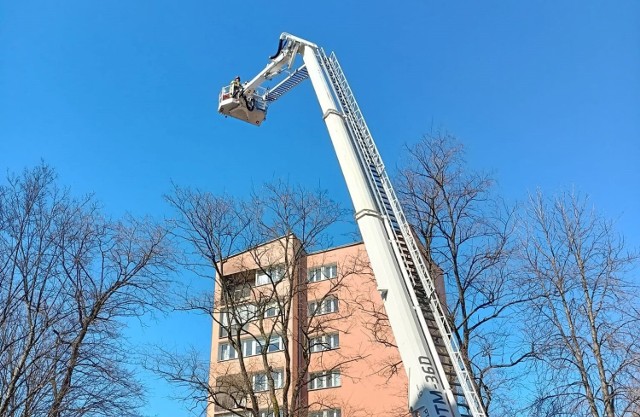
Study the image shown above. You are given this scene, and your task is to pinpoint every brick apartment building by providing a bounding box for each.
[207,236,408,417]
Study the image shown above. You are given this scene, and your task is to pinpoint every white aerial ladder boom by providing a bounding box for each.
[218,33,486,417]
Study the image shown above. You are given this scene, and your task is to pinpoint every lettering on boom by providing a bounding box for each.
[410,391,454,417]
[429,390,453,417]
[416,356,454,417]
[418,356,441,389]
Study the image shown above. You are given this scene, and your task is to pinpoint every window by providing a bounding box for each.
[309,370,341,390]
[222,283,251,304]
[219,305,256,338]
[220,304,257,326]
[252,372,267,392]
[308,297,338,317]
[219,311,231,338]
[256,266,285,286]
[241,335,283,357]
[241,338,263,357]
[308,267,322,282]
[308,264,338,282]
[309,333,339,353]
[237,304,258,321]
[309,409,341,417]
[272,370,283,389]
[267,335,284,353]
[264,302,280,318]
[252,369,283,392]
[220,310,229,327]
[260,411,284,417]
[218,342,238,361]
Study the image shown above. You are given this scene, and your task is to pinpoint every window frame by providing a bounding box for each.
[259,411,284,417]
[222,283,252,304]
[309,333,339,353]
[308,297,339,317]
[252,372,267,392]
[241,338,263,357]
[266,335,284,353]
[308,264,338,283]
[264,301,280,318]
[252,369,284,392]
[240,335,283,357]
[218,342,238,361]
[309,409,341,417]
[255,265,285,286]
[308,370,341,390]
[219,304,257,338]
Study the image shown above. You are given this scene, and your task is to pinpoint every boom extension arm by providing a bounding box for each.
[218,34,312,125]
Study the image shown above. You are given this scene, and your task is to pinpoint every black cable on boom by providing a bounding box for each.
[269,38,285,60]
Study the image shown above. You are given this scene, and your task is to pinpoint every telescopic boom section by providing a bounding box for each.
[218,33,486,417]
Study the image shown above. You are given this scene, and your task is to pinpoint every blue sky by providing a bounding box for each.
[1,1,639,416]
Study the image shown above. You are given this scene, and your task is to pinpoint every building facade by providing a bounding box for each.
[208,236,408,417]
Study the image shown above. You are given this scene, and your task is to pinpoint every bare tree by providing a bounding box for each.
[518,190,640,417]
[0,164,174,417]
[153,180,383,417]
[397,132,532,415]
